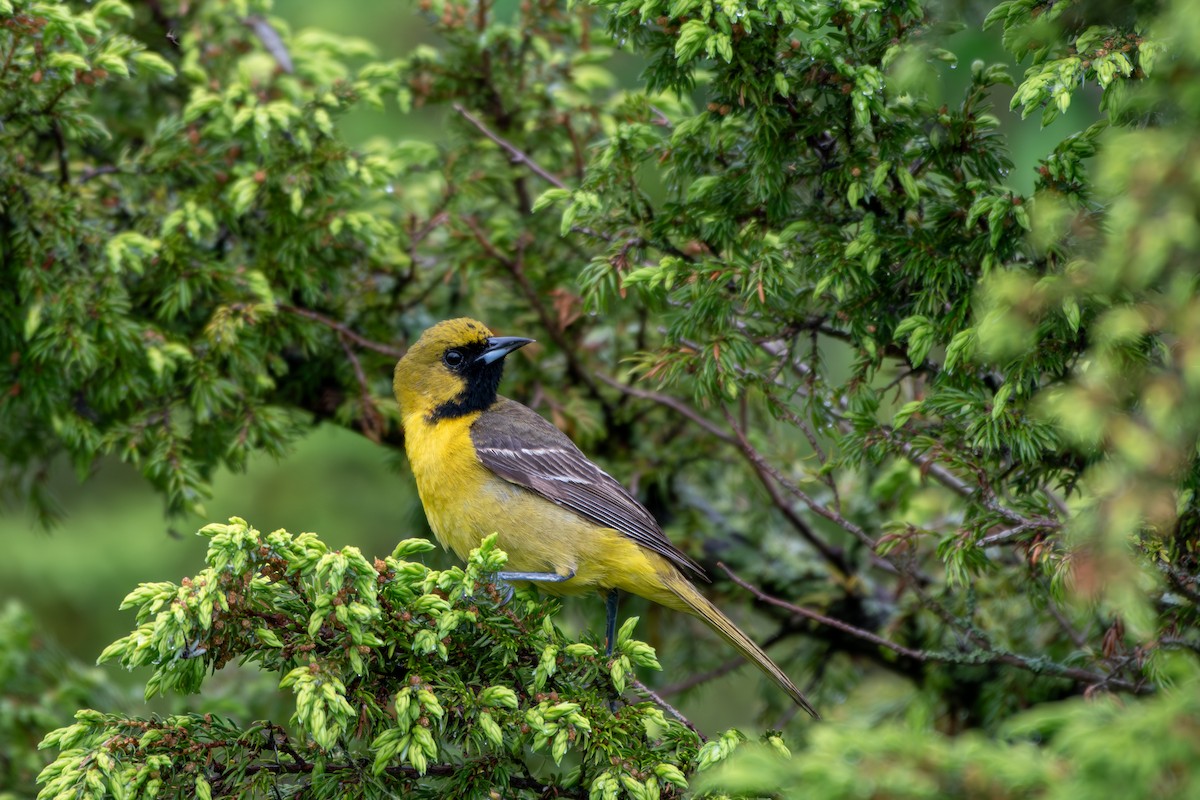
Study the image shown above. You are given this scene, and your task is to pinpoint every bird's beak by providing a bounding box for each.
[476,336,535,365]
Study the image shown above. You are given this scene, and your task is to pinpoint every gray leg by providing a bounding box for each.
[604,589,619,656]
[604,589,621,712]
[489,569,576,607]
[495,569,576,583]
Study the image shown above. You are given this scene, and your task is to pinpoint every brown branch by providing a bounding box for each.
[237,757,585,797]
[280,304,404,359]
[774,403,843,514]
[596,372,853,574]
[594,372,735,445]
[1159,636,1200,654]
[452,104,567,189]
[245,15,294,73]
[738,446,853,575]
[337,333,384,444]
[628,677,707,741]
[719,563,1153,696]
[720,563,924,660]
[748,329,1062,536]
[721,408,877,552]
[884,429,1062,534]
[77,164,122,183]
[263,721,308,768]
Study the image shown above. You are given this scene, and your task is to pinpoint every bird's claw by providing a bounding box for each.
[468,574,515,607]
[179,638,207,659]
[488,576,515,606]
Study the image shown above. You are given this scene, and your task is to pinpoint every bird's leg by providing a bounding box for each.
[604,588,619,657]
[495,568,576,583]
[179,639,207,659]
[604,588,621,713]
[487,568,576,607]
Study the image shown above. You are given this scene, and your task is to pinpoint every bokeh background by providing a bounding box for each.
[0,0,1102,733]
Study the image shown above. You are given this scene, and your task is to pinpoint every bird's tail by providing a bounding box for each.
[665,575,820,719]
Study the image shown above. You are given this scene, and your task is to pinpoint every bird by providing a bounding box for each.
[392,317,818,718]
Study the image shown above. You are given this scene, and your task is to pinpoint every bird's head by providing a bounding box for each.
[393,318,534,421]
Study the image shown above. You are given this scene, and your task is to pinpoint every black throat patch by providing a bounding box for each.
[427,343,505,421]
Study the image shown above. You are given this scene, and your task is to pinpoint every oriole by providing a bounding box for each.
[393,318,818,718]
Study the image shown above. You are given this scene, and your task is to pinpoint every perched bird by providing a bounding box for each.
[393,317,818,718]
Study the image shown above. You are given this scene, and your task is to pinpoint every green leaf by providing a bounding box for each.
[131,50,176,78]
[991,383,1013,419]
[391,538,436,558]
[23,302,42,340]
[533,188,572,212]
[675,20,710,63]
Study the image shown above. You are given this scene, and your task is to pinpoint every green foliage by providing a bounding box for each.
[0,0,413,520]
[5,0,1200,795]
[37,520,705,799]
[0,602,122,799]
[700,669,1200,799]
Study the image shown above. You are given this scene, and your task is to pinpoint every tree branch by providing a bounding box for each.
[720,563,1154,696]
[236,757,586,797]
[337,332,384,444]
[628,677,707,741]
[453,104,567,189]
[280,304,405,359]
[596,372,854,574]
[720,563,923,660]
[720,407,878,553]
[593,372,735,445]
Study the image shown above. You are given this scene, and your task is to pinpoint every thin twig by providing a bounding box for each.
[78,165,121,183]
[748,328,1059,535]
[774,403,842,513]
[244,16,294,73]
[452,104,567,189]
[628,677,707,741]
[721,407,877,552]
[1159,636,1200,654]
[720,563,924,660]
[720,562,1152,695]
[979,522,1048,547]
[337,333,384,444]
[280,304,404,359]
[263,721,308,768]
[891,436,1060,531]
[594,372,735,445]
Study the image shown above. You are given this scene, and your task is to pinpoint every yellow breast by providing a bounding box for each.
[402,410,684,606]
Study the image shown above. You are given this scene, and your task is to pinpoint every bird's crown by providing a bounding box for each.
[407,317,494,358]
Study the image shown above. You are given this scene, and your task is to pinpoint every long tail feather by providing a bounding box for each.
[667,576,820,719]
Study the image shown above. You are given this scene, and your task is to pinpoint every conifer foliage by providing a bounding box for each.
[4,0,1200,797]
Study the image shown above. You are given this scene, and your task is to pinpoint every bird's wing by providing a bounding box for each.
[471,397,706,580]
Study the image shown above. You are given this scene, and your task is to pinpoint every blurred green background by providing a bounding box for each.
[0,0,1102,733]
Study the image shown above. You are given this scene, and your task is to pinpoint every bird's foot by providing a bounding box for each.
[461,574,515,606]
[178,638,207,659]
[485,575,515,607]
[476,568,575,607]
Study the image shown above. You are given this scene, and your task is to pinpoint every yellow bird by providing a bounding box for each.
[393,318,818,718]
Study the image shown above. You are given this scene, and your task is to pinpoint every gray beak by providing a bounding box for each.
[476,336,535,365]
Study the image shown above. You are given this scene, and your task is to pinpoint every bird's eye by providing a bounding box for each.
[443,349,465,370]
